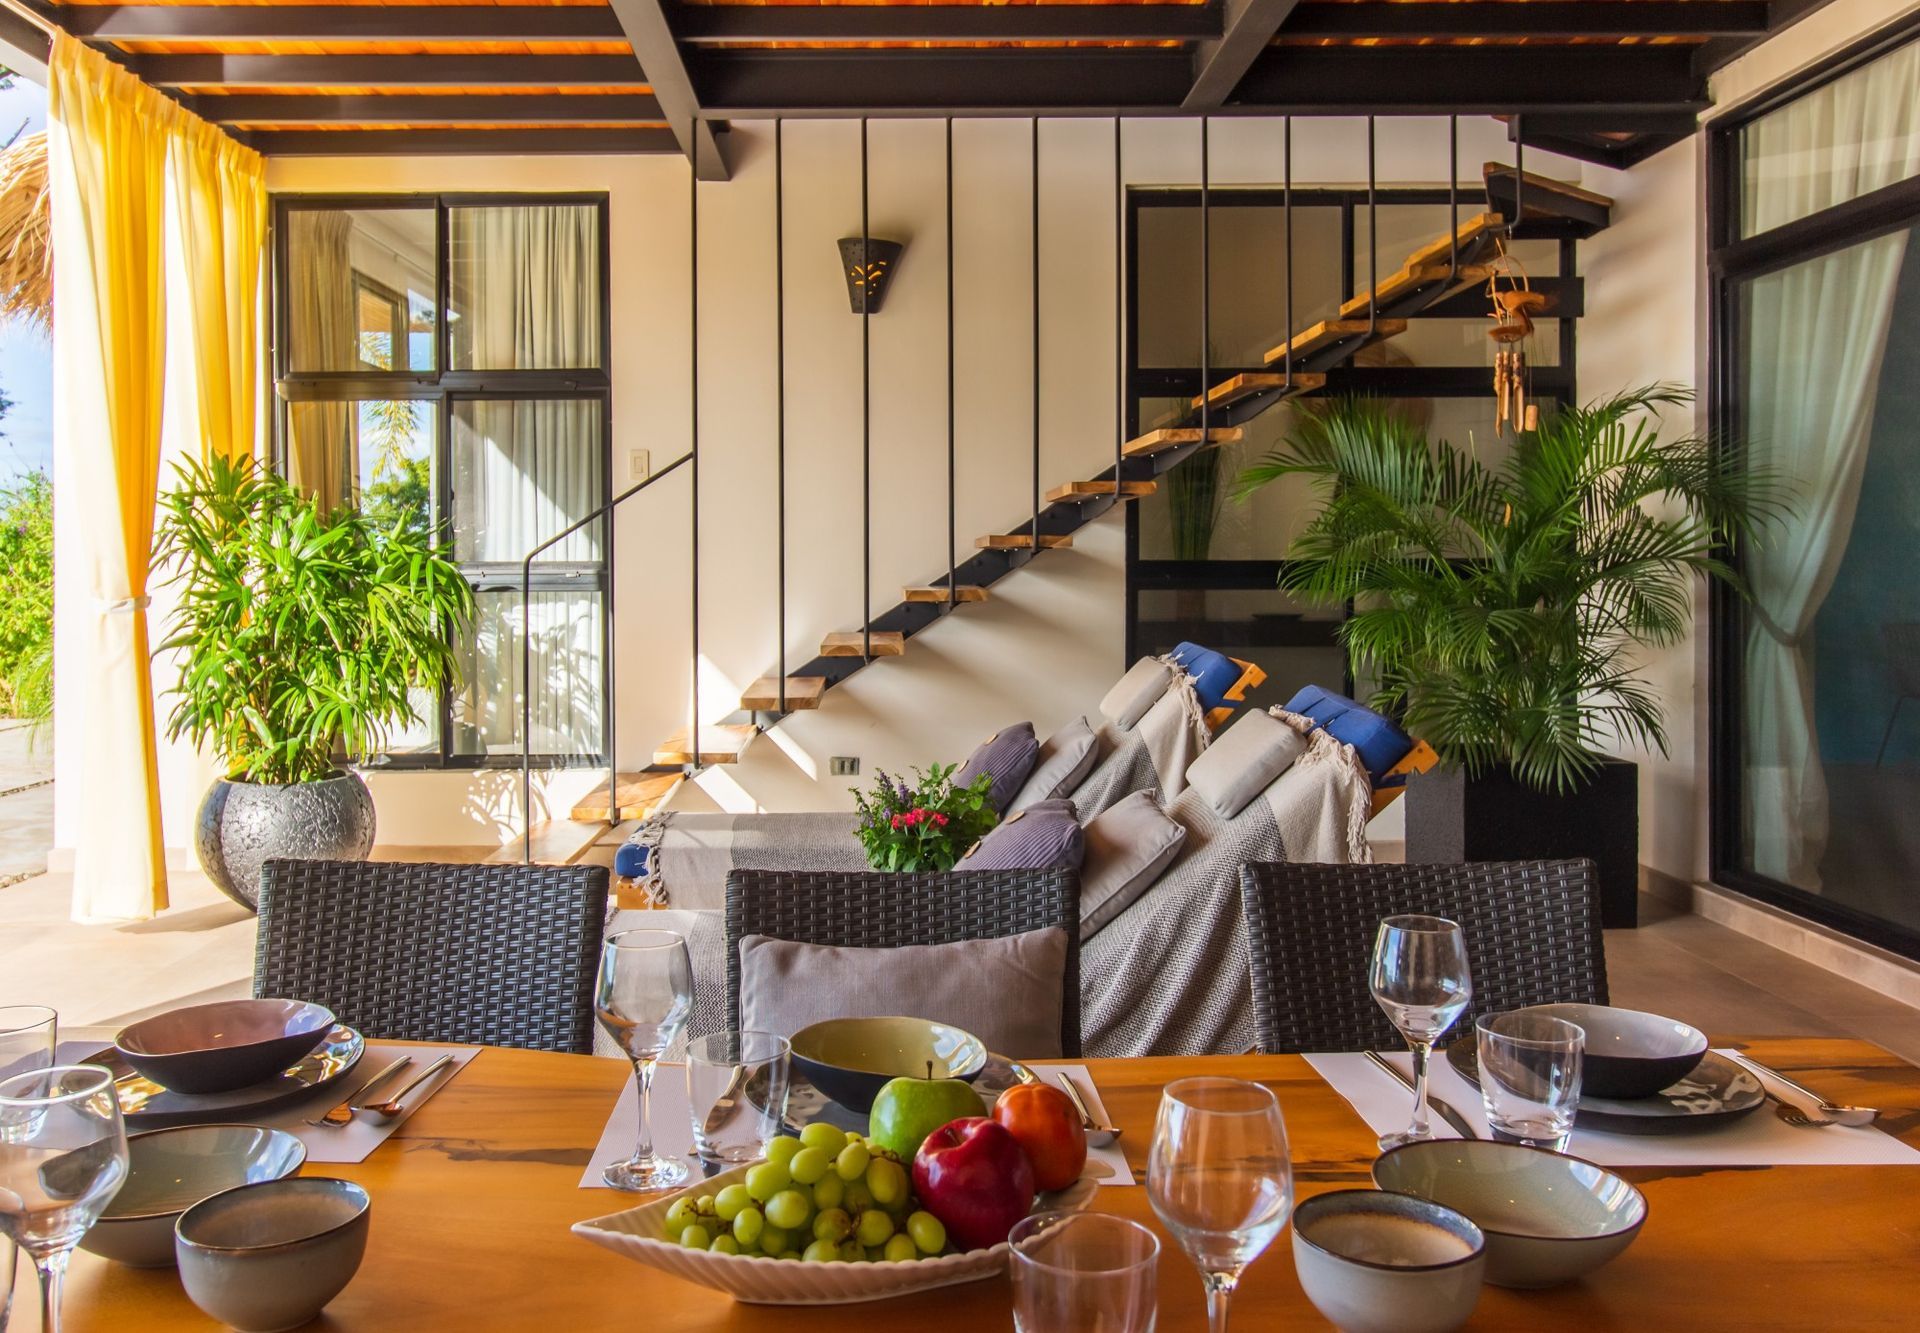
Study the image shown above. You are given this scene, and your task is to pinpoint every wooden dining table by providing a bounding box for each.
[49,1036,1920,1330]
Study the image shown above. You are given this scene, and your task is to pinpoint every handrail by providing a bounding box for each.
[519,450,692,861]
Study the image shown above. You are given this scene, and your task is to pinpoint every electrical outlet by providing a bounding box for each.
[628,448,651,481]
[829,756,860,777]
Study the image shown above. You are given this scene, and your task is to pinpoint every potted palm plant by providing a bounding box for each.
[154,454,474,909]
[1235,386,1779,925]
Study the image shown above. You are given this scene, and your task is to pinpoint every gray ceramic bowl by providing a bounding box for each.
[80,1124,307,1268]
[115,998,336,1095]
[1526,1003,1709,1100]
[788,1016,988,1113]
[1372,1140,1647,1289]
[176,1177,370,1332]
[1292,1189,1486,1333]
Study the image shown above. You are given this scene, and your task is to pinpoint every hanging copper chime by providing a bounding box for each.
[1486,239,1548,435]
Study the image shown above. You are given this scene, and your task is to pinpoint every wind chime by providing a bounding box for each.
[1486,237,1549,435]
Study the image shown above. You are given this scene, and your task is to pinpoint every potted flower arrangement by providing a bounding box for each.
[851,764,999,873]
[153,454,474,910]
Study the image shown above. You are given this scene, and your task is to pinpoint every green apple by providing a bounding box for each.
[868,1077,985,1161]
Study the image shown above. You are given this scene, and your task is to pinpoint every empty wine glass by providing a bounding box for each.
[1147,1077,1292,1333]
[0,1065,129,1333]
[1369,915,1472,1151]
[595,928,695,1191]
[0,1006,56,1333]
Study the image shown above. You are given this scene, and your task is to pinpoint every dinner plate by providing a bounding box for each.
[83,1025,365,1129]
[1446,1043,1764,1135]
[783,1051,1036,1136]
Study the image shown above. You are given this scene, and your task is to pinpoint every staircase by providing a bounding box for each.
[505,165,1613,864]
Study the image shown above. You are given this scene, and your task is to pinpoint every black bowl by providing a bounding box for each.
[1526,1004,1709,1100]
[115,999,337,1095]
[788,1017,988,1114]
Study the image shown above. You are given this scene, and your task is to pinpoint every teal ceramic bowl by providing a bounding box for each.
[788,1017,988,1113]
[81,1124,308,1268]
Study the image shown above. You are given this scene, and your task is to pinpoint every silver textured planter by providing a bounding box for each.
[195,771,376,911]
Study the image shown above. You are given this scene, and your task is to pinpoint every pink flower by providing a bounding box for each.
[932,813,949,827]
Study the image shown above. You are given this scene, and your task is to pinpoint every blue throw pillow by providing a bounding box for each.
[1282,685,1415,785]
[614,841,650,879]
[1168,641,1248,715]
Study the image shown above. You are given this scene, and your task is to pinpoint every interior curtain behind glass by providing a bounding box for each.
[453,399,602,565]
[455,590,602,757]
[285,210,355,512]
[449,204,600,371]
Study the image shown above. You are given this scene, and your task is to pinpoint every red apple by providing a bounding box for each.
[993,1083,1088,1191]
[911,1116,1036,1252]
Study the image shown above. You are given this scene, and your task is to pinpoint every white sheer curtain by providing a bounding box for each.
[1741,41,1920,889]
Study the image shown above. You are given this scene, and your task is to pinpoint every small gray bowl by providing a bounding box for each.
[1292,1189,1486,1333]
[81,1124,307,1268]
[176,1177,370,1332]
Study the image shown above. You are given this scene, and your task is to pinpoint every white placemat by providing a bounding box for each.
[581,1062,1134,1189]
[1306,1049,1920,1168]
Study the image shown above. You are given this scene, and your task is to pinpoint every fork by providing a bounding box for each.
[305,1055,412,1128]
[1726,1050,1879,1128]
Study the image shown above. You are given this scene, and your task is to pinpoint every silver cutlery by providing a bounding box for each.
[305,1055,412,1128]
[1725,1050,1878,1128]
[1366,1049,1479,1140]
[1055,1070,1121,1147]
[353,1053,456,1120]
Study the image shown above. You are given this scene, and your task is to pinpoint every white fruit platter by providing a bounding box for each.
[573,1160,1098,1305]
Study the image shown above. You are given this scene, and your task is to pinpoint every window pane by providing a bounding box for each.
[451,399,604,565]
[286,398,438,528]
[1739,37,1920,238]
[448,204,603,371]
[453,588,603,759]
[285,207,437,373]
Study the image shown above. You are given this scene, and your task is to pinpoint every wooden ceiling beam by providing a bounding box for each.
[673,3,1221,44]
[135,53,648,88]
[240,127,680,157]
[1280,2,1772,40]
[607,0,730,180]
[693,49,1194,116]
[0,2,49,85]
[58,4,627,43]
[1185,0,1302,110]
[1234,45,1706,115]
[201,93,666,127]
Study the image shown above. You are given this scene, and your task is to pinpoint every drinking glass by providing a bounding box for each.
[686,1030,790,1168]
[594,928,695,1191]
[0,1006,56,1333]
[1476,1010,1585,1152]
[1147,1077,1292,1333]
[1369,915,1473,1151]
[0,1066,129,1333]
[1010,1211,1160,1333]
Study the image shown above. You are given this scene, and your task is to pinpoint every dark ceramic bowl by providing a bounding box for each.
[115,999,337,1095]
[788,1017,988,1114]
[1525,1003,1709,1100]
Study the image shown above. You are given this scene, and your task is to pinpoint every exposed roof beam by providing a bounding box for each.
[1282,1,1771,40]
[241,127,680,157]
[135,53,648,88]
[200,92,666,127]
[693,49,1194,116]
[1691,0,1843,78]
[1236,45,1706,115]
[1185,0,1302,110]
[606,0,728,179]
[0,0,50,84]
[60,4,627,43]
[673,3,1220,43]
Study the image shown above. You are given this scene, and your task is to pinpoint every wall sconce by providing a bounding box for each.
[837,237,904,314]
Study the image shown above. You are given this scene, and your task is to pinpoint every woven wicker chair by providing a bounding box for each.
[1238,860,1607,1054]
[255,859,609,1055]
[724,868,1083,1057]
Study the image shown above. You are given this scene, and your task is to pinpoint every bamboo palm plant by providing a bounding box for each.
[1234,386,1781,792]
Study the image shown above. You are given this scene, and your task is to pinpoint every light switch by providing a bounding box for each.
[629,449,651,481]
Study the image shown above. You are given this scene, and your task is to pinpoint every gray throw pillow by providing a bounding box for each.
[737,928,1068,1058]
[1099,657,1172,731]
[962,802,1085,872]
[1008,716,1100,813]
[1079,790,1188,939]
[1185,707,1307,819]
[954,722,1040,812]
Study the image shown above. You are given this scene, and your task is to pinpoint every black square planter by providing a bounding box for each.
[1403,759,1641,928]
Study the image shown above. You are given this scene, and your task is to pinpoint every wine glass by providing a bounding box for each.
[594,928,695,1191]
[0,1065,129,1333]
[1369,914,1473,1151]
[1147,1077,1292,1333]
[0,1006,57,1333]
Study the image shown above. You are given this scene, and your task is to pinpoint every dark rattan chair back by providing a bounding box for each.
[1239,860,1607,1054]
[724,868,1082,1057]
[255,859,610,1054]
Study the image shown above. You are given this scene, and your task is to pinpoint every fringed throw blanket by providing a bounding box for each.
[1071,673,1211,821]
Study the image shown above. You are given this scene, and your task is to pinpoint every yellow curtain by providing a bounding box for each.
[170,112,266,464]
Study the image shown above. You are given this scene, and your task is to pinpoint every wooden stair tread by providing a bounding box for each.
[902,586,989,603]
[1191,372,1327,411]
[486,819,605,867]
[1122,426,1243,458]
[1401,211,1504,270]
[1266,318,1408,365]
[740,676,827,711]
[820,630,906,657]
[653,724,757,766]
[569,771,683,822]
[1337,263,1493,320]
[1482,163,1614,211]
[976,534,1073,550]
[1044,479,1158,501]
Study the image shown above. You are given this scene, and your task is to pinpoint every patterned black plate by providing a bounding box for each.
[84,1025,365,1129]
[1447,1043,1765,1135]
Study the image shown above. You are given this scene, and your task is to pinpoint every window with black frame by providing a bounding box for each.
[1709,21,1920,958]
[274,195,611,768]
[1126,187,1577,701]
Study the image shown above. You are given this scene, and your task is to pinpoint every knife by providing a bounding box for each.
[1365,1050,1479,1140]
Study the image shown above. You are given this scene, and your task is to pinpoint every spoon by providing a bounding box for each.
[1724,1050,1878,1127]
[354,1053,457,1120]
